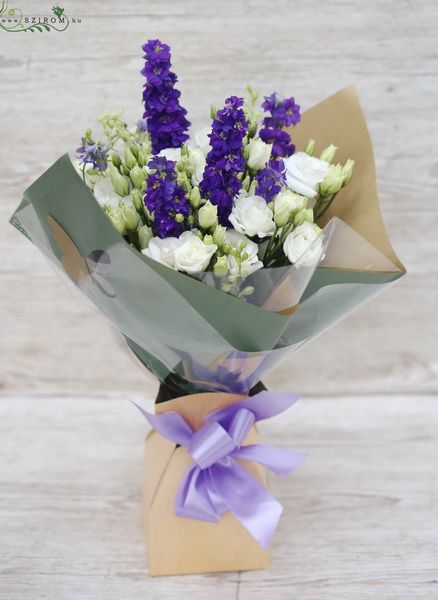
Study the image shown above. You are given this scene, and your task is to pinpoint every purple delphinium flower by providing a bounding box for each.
[144,155,190,238]
[199,96,249,225]
[141,39,190,153]
[76,138,109,172]
[255,159,286,202]
[259,92,301,159]
[262,93,300,128]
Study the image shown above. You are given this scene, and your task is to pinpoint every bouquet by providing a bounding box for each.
[10,39,405,576]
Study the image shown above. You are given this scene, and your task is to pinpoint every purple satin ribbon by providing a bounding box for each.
[133,391,306,549]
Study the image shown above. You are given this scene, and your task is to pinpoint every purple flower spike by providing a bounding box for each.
[144,155,190,238]
[141,39,190,153]
[259,92,301,159]
[255,159,286,202]
[262,93,301,128]
[200,96,249,225]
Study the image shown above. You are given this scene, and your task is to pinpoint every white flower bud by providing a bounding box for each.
[319,164,344,196]
[214,255,229,277]
[111,152,122,168]
[246,138,272,170]
[342,159,355,186]
[106,206,126,235]
[124,147,137,170]
[189,186,202,209]
[198,200,218,230]
[109,164,130,197]
[319,144,337,163]
[203,234,215,245]
[121,201,140,231]
[293,207,314,226]
[131,188,143,211]
[305,139,315,156]
[273,189,307,227]
[137,149,147,167]
[212,224,226,247]
[138,224,153,249]
[130,165,146,190]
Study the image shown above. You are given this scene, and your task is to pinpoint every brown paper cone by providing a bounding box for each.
[143,392,270,576]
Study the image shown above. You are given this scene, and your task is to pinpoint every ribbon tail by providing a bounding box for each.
[130,400,193,446]
[206,459,283,549]
[174,463,220,523]
[234,444,307,477]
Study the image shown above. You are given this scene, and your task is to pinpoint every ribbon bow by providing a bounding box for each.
[133,391,306,549]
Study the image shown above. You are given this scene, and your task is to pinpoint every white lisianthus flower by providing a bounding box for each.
[189,147,206,185]
[158,147,182,162]
[229,193,275,238]
[142,236,180,269]
[93,177,122,208]
[225,230,263,277]
[247,138,272,170]
[273,189,307,226]
[193,127,211,154]
[173,231,217,274]
[283,222,323,266]
[284,152,330,199]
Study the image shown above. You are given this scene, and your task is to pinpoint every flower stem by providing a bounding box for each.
[315,192,338,221]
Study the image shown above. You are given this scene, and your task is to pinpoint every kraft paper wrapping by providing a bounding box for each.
[289,85,403,270]
[143,393,270,576]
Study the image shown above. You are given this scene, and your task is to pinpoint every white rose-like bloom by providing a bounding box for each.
[189,147,206,185]
[173,231,217,274]
[142,236,179,269]
[284,152,330,198]
[225,230,263,277]
[93,177,122,208]
[283,222,323,266]
[158,147,181,162]
[247,138,272,170]
[193,126,211,154]
[229,193,275,238]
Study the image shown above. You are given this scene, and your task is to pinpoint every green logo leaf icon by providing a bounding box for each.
[52,5,64,17]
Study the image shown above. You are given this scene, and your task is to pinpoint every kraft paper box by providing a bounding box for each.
[143,392,270,576]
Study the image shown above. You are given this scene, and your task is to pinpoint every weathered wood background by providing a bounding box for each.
[0,0,437,598]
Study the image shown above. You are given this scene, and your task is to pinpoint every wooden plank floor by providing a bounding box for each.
[0,394,436,599]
